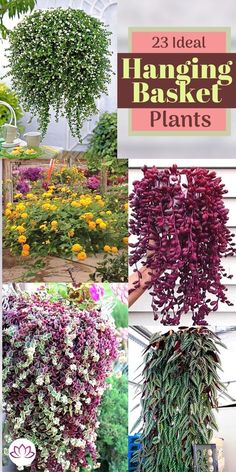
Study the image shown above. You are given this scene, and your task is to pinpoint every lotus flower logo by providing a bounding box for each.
[9,438,36,467]
[10,444,35,459]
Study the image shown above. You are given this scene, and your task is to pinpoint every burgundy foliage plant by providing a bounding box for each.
[129,165,236,325]
[3,292,118,471]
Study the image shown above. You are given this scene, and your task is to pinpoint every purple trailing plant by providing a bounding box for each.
[129,165,236,325]
[3,292,118,471]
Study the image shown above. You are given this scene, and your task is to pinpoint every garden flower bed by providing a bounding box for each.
[3,163,128,282]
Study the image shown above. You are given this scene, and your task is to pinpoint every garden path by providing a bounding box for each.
[3,249,104,283]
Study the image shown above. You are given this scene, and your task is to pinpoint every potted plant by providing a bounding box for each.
[129,165,236,325]
[3,289,118,471]
[133,327,226,472]
[6,8,112,139]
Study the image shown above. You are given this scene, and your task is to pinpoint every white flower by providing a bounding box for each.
[61,395,68,404]
[90,379,97,386]
[84,397,91,404]
[70,364,77,371]
[35,375,44,386]
[65,377,73,385]
[25,345,36,358]
[97,387,104,396]
[92,353,100,362]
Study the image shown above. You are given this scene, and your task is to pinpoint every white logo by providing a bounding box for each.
[9,438,36,469]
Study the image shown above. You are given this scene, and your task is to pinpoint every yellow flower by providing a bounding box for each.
[96,218,103,225]
[72,243,82,252]
[97,199,105,207]
[111,246,118,254]
[26,193,38,201]
[6,202,13,208]
[83,212,94,221]
[68,229,75,237]
[40,224,47,231]
[124,202,129,211]
[16,225,25,233]
[99,222,107,230]
[106,210,112,215]
[25,148,36,155]
[5,209,11,217]
[21,250,29,257]
[16,203,25,212]
[49,205,57,211]
[42,191,53,198]
[95,195,102,200]
[11,225,17,231]
[42,203,51,210]
[11,149,20,156]
[14,193,22,199]
[18,235,27,244]
[80,196,92,207]
[21,213,28,219]
[71,201,81,208]
[123,236,128,244]
[88,221,96,230]
[103,245,111,252]
[51,220,58,226]
[23,244,30,251]
[77,251,87,261]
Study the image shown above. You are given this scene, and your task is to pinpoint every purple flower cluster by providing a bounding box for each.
[129,165,236,325]
[86,176,100,190]
[89,284,105,301]
[19,167,44,182]
[16,180,30,194]
[3,293,118,471]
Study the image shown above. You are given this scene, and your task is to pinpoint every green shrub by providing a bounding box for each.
[86,112,127,174]
[96,374,128,472]
[0,82,23,127]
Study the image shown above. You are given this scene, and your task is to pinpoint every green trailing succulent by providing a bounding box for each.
[133,327,226,472]
[6,8,112,139]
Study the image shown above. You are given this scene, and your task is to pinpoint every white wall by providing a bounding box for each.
[129,160,236,327]
[215,408,236,472]
[0,0,117,150]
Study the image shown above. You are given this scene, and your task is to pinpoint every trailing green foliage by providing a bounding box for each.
[6,8,112,138]
[0,0,36,38]
[134,327,226,472]
[95,374,128,472]
[0,82,23,127]
[86,112,127,174]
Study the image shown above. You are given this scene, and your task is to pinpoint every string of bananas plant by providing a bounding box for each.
[132,327,226,472]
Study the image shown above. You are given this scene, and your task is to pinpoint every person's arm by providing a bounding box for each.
[128,265,152,307]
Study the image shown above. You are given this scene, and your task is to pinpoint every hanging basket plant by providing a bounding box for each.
[3,291,118,471]
[129,165,236,325]
[6,8,112,139]
[133,327,226,472]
